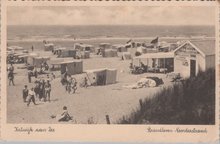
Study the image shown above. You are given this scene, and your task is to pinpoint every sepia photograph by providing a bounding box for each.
[6,6,216,125]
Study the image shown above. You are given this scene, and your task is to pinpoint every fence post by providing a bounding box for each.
[106,115,111,124]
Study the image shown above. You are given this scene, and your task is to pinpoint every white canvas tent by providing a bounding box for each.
[112,44,127,52]
[136,46,147,54]
[27,53,39,65]
[102,49,118,57]
[44,43,54,51]
[18,54,28,63]
[85,68,117,86]
[74,43,95,52]
[121,52,132,60]
[32,56,50,68]
[76,51,90,59]
[60,49,76,58]
[50,59,83,75]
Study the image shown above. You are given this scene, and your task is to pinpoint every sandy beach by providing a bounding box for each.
[7,50,173,124]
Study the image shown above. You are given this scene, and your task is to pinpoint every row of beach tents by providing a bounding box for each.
[44,42,133,59]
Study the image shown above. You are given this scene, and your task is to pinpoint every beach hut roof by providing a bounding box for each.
[8,46,24,50]
[28,53,39,56]
[34,56,50,59]
[190,40,215,56]
[134,52,174,59]
[13,53,26,56]
[113,44,125,48]
[50,59,81,65]
[100,43,111,45]
[174,40,215,56]
[44,43,54,46]
[85,68,117,73]
[56,60,82,65]
[54,47,66,50]
[18,54,29,58]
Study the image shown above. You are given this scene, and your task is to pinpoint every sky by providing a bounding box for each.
[7,6,215,26]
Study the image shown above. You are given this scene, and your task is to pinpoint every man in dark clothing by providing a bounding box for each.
[22,85,29,102]
[28,70,32,83]
[31,45,34,51]
[8,71,15,86]
[34,67,38,78]
[84,77,88,88]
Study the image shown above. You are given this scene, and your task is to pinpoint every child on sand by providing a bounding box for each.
[51,106,72,122]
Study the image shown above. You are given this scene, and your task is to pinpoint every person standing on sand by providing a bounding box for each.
[8,71,15,86]
[33,66,38,78]
[84,77,88,88]
[22,85,29,102]
[28,70,32,83]
[45,80,51,102]
[8,63,14,73]
[27,88,37,106]
[31,45,34,51]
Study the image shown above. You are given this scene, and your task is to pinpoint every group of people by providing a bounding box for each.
[34,78,52,102]
[22,78,52,106]
[61,72,77,94]
[27,63,53,83]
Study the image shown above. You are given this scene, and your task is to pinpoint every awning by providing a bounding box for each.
[50,59,82,65]
[134,52,174,59]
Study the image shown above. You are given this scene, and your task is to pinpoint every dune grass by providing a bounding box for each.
[118,69,215,125]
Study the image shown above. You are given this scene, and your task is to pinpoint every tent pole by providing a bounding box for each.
[164,58,165,74]
[147,59,148,72]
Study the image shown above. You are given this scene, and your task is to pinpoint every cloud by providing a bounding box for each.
[7,6,215,26]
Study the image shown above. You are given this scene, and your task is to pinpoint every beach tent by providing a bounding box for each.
[84,45,95,53]
[136,46,147,54]
[76,51,90,59]
[48,58,74,71]
[27,53,39,65]
[44,43,54,51]
[60,49,76,58]
[99,43,111,49]
[54,47,66,55]
[49,59,82,75]
[112,44,127,52]
[8,46,24,51]
[106,69,117,85]
[99,43,112,55]
[75,43,95,53]
[32,56,50,68]
[85,68,117,86]
[102,49,118,57]
[18,54,28,63]
[59,60,83,75]
[121,52,132,60]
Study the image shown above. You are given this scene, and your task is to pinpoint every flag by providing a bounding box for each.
[126,39,132,48]
[150,37,159,44]
[126,39,132,44]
